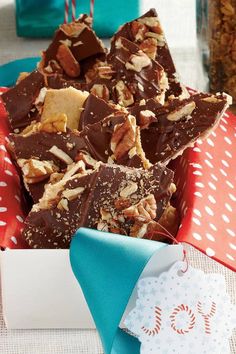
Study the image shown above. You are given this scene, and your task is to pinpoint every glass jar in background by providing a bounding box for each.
[197,0,236,101]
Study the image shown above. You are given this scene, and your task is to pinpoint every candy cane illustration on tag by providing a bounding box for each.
[124,261,236,354]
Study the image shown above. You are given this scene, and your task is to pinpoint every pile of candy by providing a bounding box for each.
[1,9,231,248]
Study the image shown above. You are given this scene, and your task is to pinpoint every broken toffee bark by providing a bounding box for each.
[87,37,168,107]
[22,162,174,248]
[111,8,187,99]
[129,92,231,164]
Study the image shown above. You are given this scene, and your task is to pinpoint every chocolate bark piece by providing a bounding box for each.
[111,8,187,99]
[129,92,231,164]
[41,17,105,78]
[87,37,168,107]
[22,162,174,248]
[78,93,118,130]
[8,128,84,202]
[79,112,150,168]
[1,70,44,132]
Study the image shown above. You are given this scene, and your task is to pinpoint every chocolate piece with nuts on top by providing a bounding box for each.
[40,16,105,78]
[22,162,174,248]
[111,8,188,100]
[87,36,168,107]
[129,92,231,164]
[1,70,44,132]
[79,111,150,169]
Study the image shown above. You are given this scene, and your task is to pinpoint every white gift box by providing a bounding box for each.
[0,245,182,329]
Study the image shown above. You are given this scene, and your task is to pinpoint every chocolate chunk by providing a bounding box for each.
[87,36,167,107]
[1,70,44,132]
[22,162,174,248]
[79,93,117,130]
[130,93,230,164]
[111,9,187,99]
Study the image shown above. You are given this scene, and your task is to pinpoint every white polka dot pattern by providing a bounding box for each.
[175,109,236,271]
[0,87,27,249]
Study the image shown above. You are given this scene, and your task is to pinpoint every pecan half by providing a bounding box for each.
[110,115,136,159]
[123,194,157,223]
[56,44,80,77]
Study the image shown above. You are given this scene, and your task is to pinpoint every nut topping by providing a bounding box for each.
[139,38,158,60]
[167,102,196,121]
[131,21,148,41]
[114,198,131,210]
[91,84,110,101]
[115,81,134,107]
[18,158,58,184]
[62,186,85,201]
[120,181,138,198]
[125,51,151,72]
[139,110,156,129]
[123,194,157,222]
[56,44,81,77]
[49,145,73,165]
[110,115,136,159]
[60,22,86,37]
[97,65,116,79]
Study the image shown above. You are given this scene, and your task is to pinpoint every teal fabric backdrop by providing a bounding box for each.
[15,0,140,38]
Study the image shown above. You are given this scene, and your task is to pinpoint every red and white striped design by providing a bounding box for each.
[71,0,76,21]
[170,304,196,334]
[90,0,95,20]
[141,306,162,336]
[197,301,216,334]
[64,0,69,23]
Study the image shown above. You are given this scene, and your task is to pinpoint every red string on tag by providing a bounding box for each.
[90,0,95,22]
[146,223,189,274]
[64,0,69,23]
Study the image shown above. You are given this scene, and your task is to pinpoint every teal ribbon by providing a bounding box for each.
[0,57,40,87]
[70,228,167,354]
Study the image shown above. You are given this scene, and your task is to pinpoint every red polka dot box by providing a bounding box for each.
[0,87,236,272]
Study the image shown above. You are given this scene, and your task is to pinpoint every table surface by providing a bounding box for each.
[0,1,235,353]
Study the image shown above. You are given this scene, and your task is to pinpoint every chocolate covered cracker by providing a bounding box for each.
[111,9,188,99]
[129,92,231,164]
[87,37,168,106]
[22,162,174,248]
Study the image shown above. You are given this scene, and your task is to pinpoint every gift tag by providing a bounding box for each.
[124,261,236,354]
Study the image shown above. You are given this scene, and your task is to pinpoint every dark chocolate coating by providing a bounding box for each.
[22,163,174,248]
[79,94,117,130]
[1,71,44,131]
[112,8,183,98]
[130,93,228,164]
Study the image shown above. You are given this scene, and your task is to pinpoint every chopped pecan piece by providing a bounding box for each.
[167,101,196,121]
[41,113,67,133]
[125,51,151,72]
[139,109,156,129]
[91,84,110,101]
[115,81,134,107]
[18,158,58,184]
[110,115,136,159]
[114,198,131,210]
[56,44,80,77]
[123,194,157,222]
[139,38,158,60]
[131,21,148,41]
